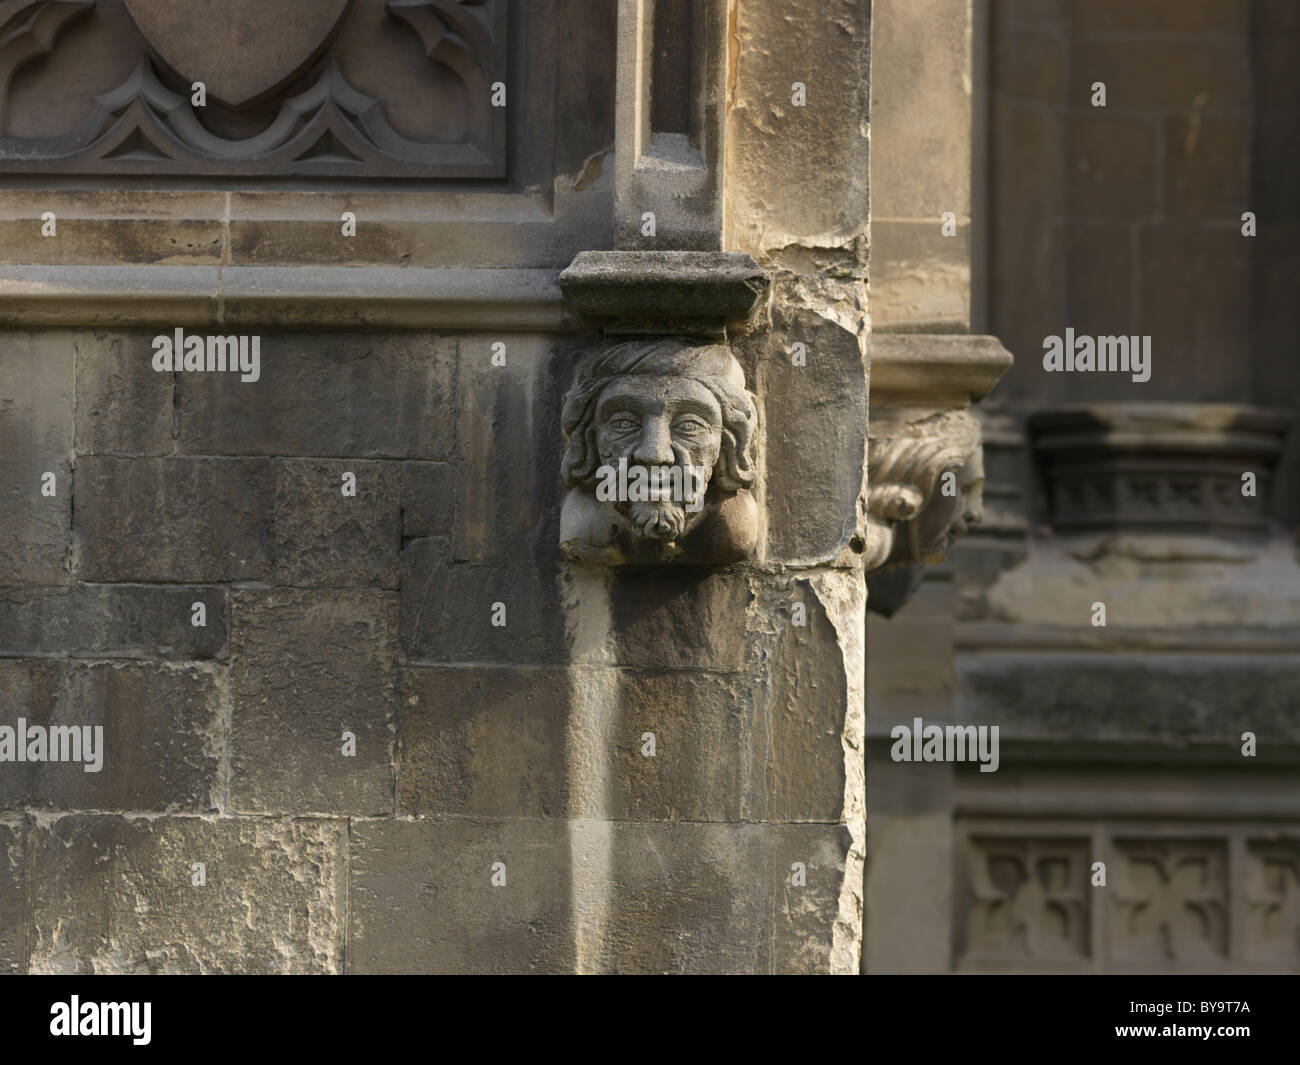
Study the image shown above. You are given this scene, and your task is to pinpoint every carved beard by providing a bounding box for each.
[615,446,710,543]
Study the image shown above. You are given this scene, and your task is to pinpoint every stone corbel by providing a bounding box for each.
[557,249,770,565]
[866,334,1013,615]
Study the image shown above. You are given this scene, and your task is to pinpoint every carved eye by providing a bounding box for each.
[607,414,640,433]
[674,415,709,435]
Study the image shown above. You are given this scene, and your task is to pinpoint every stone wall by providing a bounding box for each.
[0,0,870,974]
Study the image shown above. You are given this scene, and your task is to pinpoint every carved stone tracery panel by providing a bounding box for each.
[960,827,1300,972]
[0,0,508,178]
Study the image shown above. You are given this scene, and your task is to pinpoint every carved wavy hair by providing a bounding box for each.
[867,411,981,521]
[561,337,759,492]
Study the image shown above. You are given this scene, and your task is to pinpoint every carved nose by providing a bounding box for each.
[632,420,675,466]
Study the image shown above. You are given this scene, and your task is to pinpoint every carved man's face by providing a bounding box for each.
[911,449,984,560]
[594,375,723,541]
[950,449,985,537]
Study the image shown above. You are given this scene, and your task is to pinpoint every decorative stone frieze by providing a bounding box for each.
[1030,404,1294,536]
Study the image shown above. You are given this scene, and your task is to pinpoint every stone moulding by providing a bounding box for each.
[1030,403,1294,535]
[0,264,568,330]
[865,333,1013,615]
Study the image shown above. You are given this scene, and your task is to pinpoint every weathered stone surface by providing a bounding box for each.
[29,815,345,974]
[610,584,848,823]
[869,219,971,332]
[399,666,570,818]
[176,334,456,459]
[862,758,953,974]
[399,538,567,664]
[595,822,851,974]
[0,200,226,270]
[76,457,273,582]
[603,569,751,671]
[0,333,73,585]
[348,818,573,974]
[0,660,222,812]
[0,584,227,659]
[1069,0,1247,34]
[1163,113,1250,219]
[453,332,560,562]
[754,303,869,564]
[75,331,174,454]
[401,462,457,539]
[871,0,973,219]
[1065,223,1133,343]
[725,0,871,568]
[274,459,400,588]
[229,589,396,815]
[726,0,871,251]
[0,817,25,973]
[609,670,747,820]
[751,579,851,822]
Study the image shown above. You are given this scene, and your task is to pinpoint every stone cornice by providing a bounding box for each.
[870,333,1014,405]
[0,265,570,331]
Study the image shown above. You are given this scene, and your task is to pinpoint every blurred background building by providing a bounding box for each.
[865,0,1300,972]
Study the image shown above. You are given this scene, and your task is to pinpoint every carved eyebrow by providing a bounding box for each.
[668,400,721,421]
[597,393,661,420]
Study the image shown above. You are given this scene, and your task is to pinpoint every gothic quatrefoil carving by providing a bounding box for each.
[0,0,507,178]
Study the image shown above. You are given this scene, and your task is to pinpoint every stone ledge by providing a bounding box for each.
[871,333,1014,404]
[0,266,570,331]
[559,250,770,336]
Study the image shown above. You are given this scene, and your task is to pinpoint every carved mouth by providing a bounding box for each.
[624,500,689,542]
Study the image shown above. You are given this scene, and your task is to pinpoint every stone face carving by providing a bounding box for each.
[560,336,759,564]
[864,409,984,572]
[0,0,507,177]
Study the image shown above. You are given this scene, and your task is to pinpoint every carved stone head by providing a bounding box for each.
[560,337,759,563]
[865,409,984,569]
